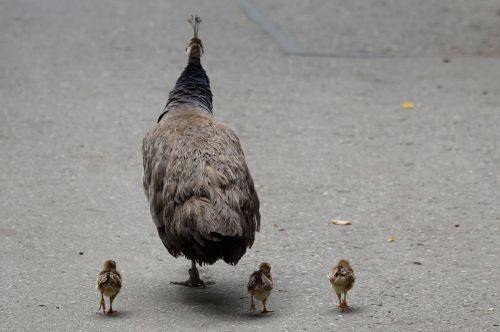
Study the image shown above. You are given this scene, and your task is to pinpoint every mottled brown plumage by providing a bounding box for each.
[96,260,121,314]
[329,259,355,311]
[247,262,273,313]
[142,16,260,287]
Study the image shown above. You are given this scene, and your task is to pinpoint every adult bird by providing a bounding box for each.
[142,16,260,287]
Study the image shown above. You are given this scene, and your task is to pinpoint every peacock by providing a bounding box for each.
[142,15,260,287]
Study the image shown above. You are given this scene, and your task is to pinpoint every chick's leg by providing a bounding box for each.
[261,298,273,314]
[341,291,350,311]
[171,260,211,288]
[250,292,256,313]
[336,293,342,309]
[99,290,106,313]
[107,295,116,314]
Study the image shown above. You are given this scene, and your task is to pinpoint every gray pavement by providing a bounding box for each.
[1,0,499,331]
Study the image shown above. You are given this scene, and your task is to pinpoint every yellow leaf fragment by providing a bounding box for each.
[401,101,415,109]
[387,236,397,242]
[331,219,352,225]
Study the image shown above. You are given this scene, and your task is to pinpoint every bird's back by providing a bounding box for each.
[142,108,260,265]
[96,270,122,296]
[247,270,273,293]
[330,266,355,293]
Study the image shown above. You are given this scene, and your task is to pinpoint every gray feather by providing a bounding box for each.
[142,108,260,265]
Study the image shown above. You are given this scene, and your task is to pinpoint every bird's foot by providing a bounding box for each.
[170,265,215,288]
[170,280,205,288]
[170,279,214,288]
[99,300,106,313]
[106,309,115,315]
[340,301,351,311]
[262,309,274,314]
[250,303,256,313]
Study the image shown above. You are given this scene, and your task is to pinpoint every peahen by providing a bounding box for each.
[142,16,260,287]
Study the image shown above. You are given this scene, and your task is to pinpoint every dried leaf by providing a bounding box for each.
[331,219,352,225]
[401,101,415,109]
[387,236,397,242]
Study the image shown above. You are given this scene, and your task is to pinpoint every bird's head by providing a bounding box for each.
[103,260,117,271]
[336,259,351,268]
[259,262,271,273]
[334,259,351,275]
[186,15,204,63]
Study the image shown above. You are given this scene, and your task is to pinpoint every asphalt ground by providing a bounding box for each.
[1,0,499,331]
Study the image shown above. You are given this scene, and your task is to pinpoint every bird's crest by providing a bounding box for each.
[188,15,202,38]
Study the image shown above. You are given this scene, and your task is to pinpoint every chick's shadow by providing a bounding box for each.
[94,310,133,319]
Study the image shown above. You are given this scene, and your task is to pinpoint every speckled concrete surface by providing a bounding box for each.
[1,1,499,331]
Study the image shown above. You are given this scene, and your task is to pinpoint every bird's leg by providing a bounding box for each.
[170,260,207,288]
[336,293,342,309]
[250,292,256,313]
[261,298,273,314]
[99,290,106,313]
[341,292,350,311]
[107,295,116,314]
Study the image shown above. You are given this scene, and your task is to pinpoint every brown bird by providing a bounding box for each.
[247,262,273,314]
[329,259,355,311]
[142,15,260,287]
[96,260,122,314]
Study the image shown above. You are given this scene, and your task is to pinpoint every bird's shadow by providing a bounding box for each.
[150,279,276,320]
[327,305,364,315]
[177,286,245,317]
[94,310,133,319]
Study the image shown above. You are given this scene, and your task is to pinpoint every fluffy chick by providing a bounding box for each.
[96,260,122,314]
[329,259,355,311]
[247,262,273,314]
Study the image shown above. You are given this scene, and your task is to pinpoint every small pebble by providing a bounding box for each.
[78,251,84,255]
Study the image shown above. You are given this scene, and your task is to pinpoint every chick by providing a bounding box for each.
[247,262,273,314]
[96,260,122,314]
[329,259,355,311]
